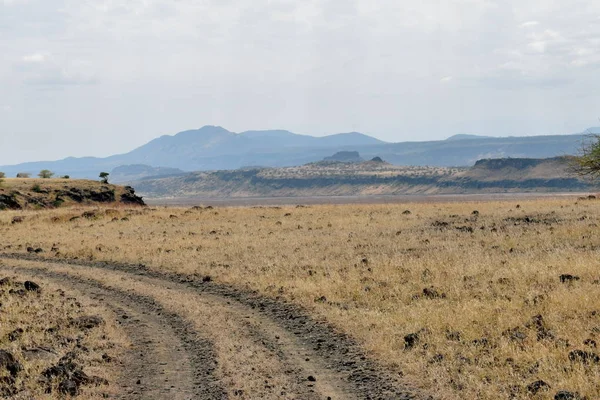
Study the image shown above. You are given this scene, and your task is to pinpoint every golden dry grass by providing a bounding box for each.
[1,196,600,399]
[0,268,127,398]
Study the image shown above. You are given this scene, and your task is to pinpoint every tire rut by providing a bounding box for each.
[0,253,423,400]
[0,265,226,400]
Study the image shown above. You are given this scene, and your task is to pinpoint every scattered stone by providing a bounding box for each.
[11,216,24,224]
[0,350,22,377]
[472,338,489,347]
[554,391,581,400]
[26,246,35,253]
[0,277,12,286]
[24,280,41,292]
[446,331,462,342]
[455,226,474,233]
[404,333,420,350]
[7,328,23,342]
[71,315,104,330]
[560,274,580,283]
[526,314,555,341]
[307,375,316,382]
[422,287,446,299]
[472,210,480,215]
[202,276,212,283]
[429,354,444,363]
[527,380,550,395]
[402,210,411,215]
[568,349,600,364]
[502,327,528,342]
[81,211,97,219]
[59,379,79,396]
[584,339,597,348]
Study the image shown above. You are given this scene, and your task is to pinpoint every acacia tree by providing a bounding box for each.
[16,172,31,178]
[38,169,54,179]
[571,134,600,179]
[99,172,109,184]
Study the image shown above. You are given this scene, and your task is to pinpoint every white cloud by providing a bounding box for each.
[1,0,600,164]
[520,21,539,28]
[22,53,46,63]
[2,0,27,5]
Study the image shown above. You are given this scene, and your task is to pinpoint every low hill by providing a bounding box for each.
[323,151,363,163]
[110,164,185,183]
[0,178,145,210]
[132,157,597,199]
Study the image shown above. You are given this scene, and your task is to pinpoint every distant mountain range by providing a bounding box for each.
[1,125,598,181]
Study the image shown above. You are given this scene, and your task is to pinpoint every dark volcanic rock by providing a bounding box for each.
[24,280,41,292]
[527,380,550,394]
[0,277,12,286]
[568,349,600,364]
[0,194,21,210]
[526,314,555,341]
[503,327,528,342]
[404,333,420,350]
[58,379,79,396]
[120,186,145,206]
[554,391,581,400]
[7,328,24,342]
[0,350,22,377]
[11,216,24,224]
[89,189,115,203]
[559,274,580,283]
[422,287,446,299]
[71,315,104,330]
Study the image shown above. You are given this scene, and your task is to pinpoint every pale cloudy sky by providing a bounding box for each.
[1,0,599,164]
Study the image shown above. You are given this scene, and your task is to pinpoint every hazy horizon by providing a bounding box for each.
[2,0,599,165]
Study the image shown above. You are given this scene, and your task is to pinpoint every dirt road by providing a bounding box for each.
[0,254,421,400]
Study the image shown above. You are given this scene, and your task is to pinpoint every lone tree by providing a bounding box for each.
[571,133,600,179]
[38,169,54,179]
[0,172,5,179]
[99,172,109,184]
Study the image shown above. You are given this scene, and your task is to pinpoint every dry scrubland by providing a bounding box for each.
[1,197,600,399]
[0,271,126,398]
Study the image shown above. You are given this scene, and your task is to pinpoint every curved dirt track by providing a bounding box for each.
[0,253,422,400]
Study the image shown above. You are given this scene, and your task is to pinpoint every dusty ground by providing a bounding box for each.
[0,194,599,399]
[0,257,415,400]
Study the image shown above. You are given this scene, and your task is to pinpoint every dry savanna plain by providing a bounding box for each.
[1,195,600,399]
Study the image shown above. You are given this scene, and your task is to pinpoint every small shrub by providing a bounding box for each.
[38,169,54,179]
[32,184,42,193]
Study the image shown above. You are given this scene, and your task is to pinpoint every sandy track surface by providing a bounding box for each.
[0,254,420,400]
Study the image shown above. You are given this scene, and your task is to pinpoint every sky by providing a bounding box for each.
[1,0,599,165]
